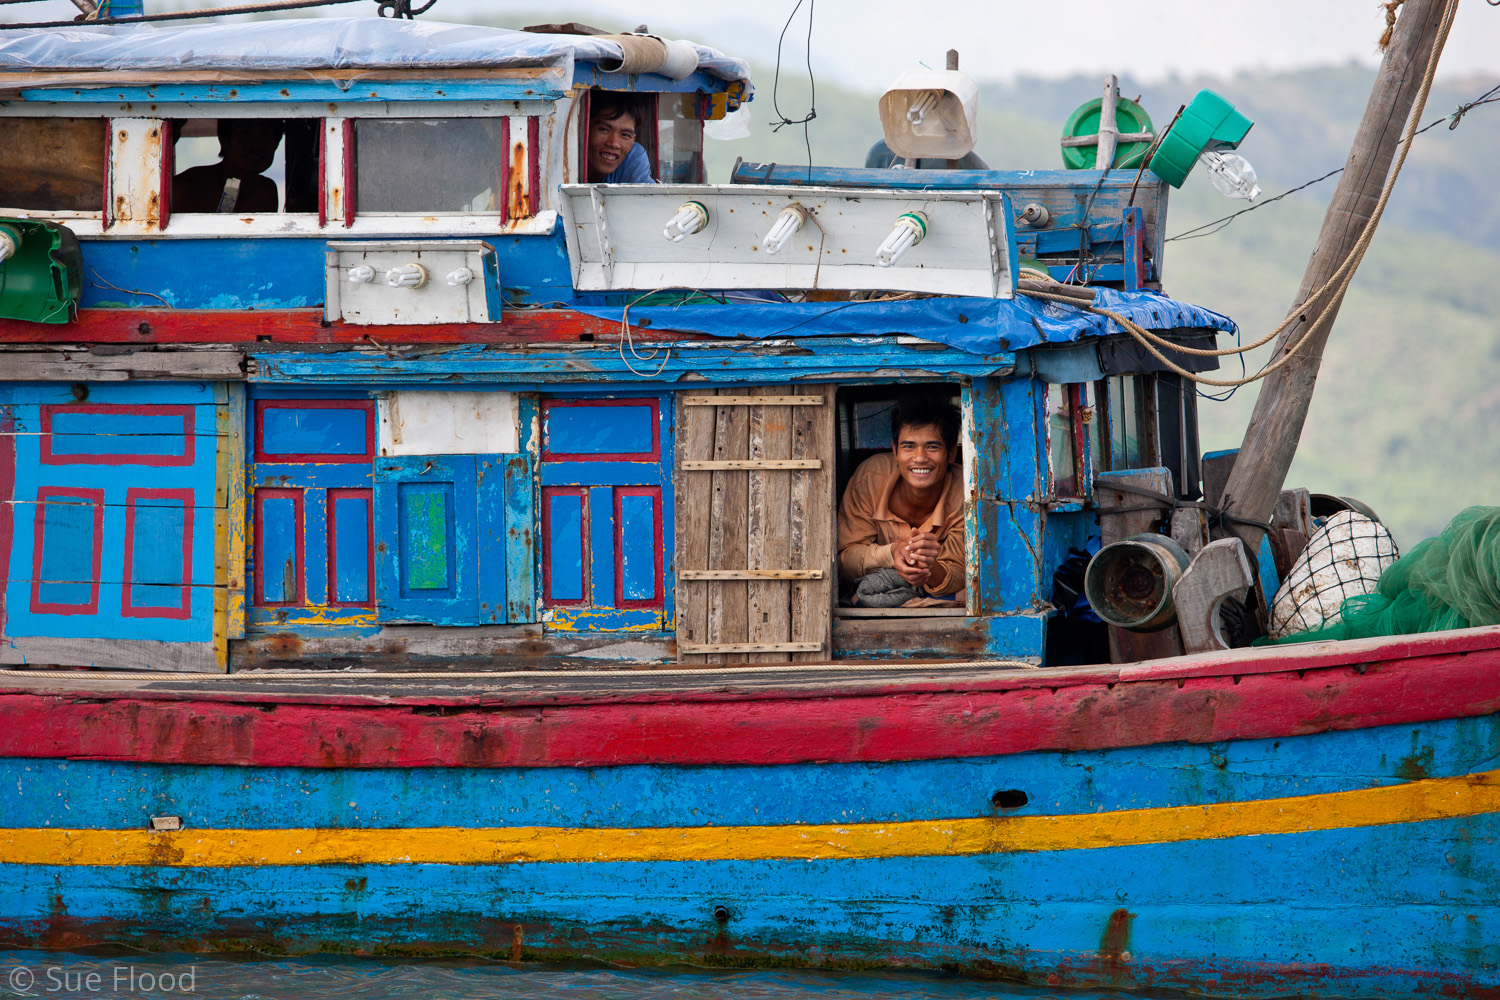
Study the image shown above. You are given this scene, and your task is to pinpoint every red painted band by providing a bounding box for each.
[3,639,1499,769]
[0,309,690,345]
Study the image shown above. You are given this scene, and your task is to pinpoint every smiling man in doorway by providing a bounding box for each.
[837,395,965,607]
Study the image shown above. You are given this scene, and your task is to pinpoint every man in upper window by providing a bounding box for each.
[172,118,284,213]
[837,396,965,607]
[587,92,655,183]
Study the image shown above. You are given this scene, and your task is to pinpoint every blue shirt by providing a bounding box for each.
[599,143,655,184]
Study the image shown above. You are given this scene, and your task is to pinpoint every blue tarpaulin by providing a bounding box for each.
[577,288,1235,356]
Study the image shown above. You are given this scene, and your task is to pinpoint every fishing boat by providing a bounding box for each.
[1,2,1496,996]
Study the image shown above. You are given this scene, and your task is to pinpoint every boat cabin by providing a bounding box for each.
[0,17,1233,672]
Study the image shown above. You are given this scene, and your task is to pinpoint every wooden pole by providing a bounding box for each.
[1095,74,1120,170]
[1219,0,1449,552]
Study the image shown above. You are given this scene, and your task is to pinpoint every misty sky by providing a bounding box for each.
[5,0,1498,91]
[446,0,1500,90]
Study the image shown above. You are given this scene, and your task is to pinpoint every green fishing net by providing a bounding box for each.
[1268,506,1500,644]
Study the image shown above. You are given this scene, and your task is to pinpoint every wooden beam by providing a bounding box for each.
[680,569,823,580]
[681,459,821,471]
[1220,0,1450,551]
[0,349,245,380]
[677,642,822,654]
[683,396,824,407]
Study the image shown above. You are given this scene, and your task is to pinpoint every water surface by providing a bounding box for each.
[1,949,1190,1000]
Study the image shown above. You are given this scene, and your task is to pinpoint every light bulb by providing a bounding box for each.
[663,201,710,243]
[762,204,808,255]
[347,265,375,284]
[906,90,941,126]
[875,212,928,268]
[445,266,474,287]
[386,263,428,289]
[0,225,19,264]
[1199,149,1260,201]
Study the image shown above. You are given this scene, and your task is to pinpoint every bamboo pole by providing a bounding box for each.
[1219,0,1450,554]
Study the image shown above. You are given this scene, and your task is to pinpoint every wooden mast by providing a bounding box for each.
[1219,0,1451,551]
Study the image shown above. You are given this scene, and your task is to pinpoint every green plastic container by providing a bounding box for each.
[0,218,83,324]
[1147,89,1254,189]
[1060,96,1155,170]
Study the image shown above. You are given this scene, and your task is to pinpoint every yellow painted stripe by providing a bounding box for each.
[6,769,1499,867]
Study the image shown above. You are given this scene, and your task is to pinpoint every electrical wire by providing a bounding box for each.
[1166,77,1500,244]
[0,0,365,28]
[768,0,818,180]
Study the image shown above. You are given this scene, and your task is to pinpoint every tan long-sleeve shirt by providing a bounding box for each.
[836,452,966,596]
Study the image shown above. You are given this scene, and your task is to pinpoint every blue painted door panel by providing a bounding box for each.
[374,453,532,625]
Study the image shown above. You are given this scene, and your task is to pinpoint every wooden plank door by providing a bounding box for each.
[675,386,834,663]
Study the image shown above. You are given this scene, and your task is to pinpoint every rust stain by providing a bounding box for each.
[511,923,523,961]
[508,141,529,220]
[1098,906,1133,973]
[1397,745,1435,781]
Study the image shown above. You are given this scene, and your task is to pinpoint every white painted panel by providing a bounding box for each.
[322,117,349,227]
[106,117,166,235]
[325,240,499,325]
[378,390,518,456]
[559,183,1015,299]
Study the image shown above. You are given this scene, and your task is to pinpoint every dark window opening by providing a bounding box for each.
[0,117,106,213]
[171,117,317,214]
[834,383,965,614]
[580,90,661,184]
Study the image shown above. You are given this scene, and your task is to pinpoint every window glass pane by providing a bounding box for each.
[0,117,106,212]
[657,93,703,184]
[1109,375,1143,469]
[355,118,507,213]
[1048,384,1078,497]
[1083,382,1104,478]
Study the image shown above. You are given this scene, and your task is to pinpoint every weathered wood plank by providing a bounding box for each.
[0,350,246,380]
[708,395,750,662]
[790,385,834,661]
[682,570,822,581]
[678,642,821,654]
[1175,538,1255,655]
[683,395,824,407]
[682,459,820,470]
[747,387,794,662]
[675,389,717,664]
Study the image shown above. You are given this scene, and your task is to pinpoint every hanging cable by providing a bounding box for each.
[768,0,818,179]
[0,0,381,28]
[1166,75,1499,244]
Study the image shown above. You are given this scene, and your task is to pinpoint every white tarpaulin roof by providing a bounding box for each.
[0,17,751,84]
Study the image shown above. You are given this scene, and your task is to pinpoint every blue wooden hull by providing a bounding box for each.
[4,713,1497,996]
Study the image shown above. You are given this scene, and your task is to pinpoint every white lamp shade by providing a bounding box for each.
[878,69,979,161]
